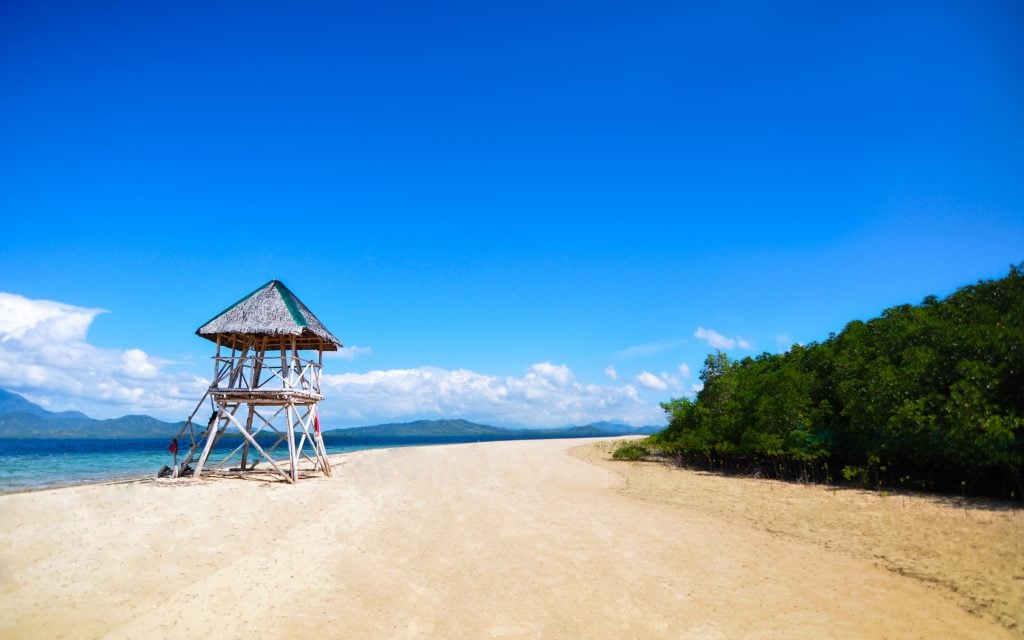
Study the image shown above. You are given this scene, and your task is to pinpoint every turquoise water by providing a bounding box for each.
[0,438,380,493]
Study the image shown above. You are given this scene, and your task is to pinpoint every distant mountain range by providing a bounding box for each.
[321,419,660,444]
[0,389,187,438]
[0,389,663,440]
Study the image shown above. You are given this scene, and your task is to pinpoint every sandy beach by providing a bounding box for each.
[1,438,1020,639]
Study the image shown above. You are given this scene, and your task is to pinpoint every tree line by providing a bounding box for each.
[651,264,1023,499]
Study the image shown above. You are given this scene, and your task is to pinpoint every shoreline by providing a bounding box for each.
[4,434,1015,510]
[2,438,1018,638]
[0,436,631,496]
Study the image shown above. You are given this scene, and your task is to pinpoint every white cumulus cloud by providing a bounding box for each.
[635,371,668,391]
[0,293,100,344]
[320,362,663,427]
[121,348,159,379]
[527,361,574,386]
[694,326,752,351]
[0,292,207,419]
[678,362,692,378]
[603,365,618,380]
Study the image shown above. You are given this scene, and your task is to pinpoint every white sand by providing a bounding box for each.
[0,438,1017,639]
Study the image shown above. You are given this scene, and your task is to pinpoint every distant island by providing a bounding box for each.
[0,389,182,438]
[322,419,659,444]
[0,389,661,441]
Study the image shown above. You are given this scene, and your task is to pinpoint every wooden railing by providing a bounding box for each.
[211,354,323,396]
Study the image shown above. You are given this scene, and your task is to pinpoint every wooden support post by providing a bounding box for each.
[189,401,241,477]
[297,404,331,476]
[279,337,287,390]
[193,407,224,479]
[228,339,251,389]
[317,350,323,396]
[214,335,221,389]
[317,427,332,477]
[239,404,256,470]
[286,403,298,482]
[221,410,293,483]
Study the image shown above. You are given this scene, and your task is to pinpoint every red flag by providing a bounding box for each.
[168,438,179,455]
[314,411,321,435]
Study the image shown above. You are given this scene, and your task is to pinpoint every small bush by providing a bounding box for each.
[842,465,869,485]
[612,443,650,461]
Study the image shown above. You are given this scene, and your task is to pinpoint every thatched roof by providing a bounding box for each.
[196,280,342,352]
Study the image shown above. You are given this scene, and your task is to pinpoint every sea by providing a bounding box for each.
[0,437,446,494]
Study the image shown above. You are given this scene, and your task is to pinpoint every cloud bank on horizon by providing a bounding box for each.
[321,362,659,427]
[0,291,736,427]
[0,292,208,419]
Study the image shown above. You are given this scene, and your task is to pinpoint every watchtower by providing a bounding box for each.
[162,280,342,483]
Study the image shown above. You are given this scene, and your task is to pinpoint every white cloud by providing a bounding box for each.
[693,326,733,349]
[694,326,752,351]
[635,371,668,391]
[660,373,682,388]
[613,338,686,359]
[121,349,159,379]
[677,362,692,378]
[0,293,671,428]
[327,345,373,361]
[603,365,618,380]
[320,363,664,427]
[0,293,100,344]
[528,361,574,386]
[0,292,206,419]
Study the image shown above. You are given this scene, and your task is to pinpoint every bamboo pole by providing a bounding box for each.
[300,403,331,476]
[193,406,225,478]
[317,421,332,477]
[214,335,221,387]
[240,337,267,471]
[220,409,293,483]
[285,402,298,482]
[280,337,287,389]
[228,337,251,389]
[191,401,242,477]
[314,346,331,475]
[239,404,256,471]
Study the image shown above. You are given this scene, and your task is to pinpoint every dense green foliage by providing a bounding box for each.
[651,264,1024,498]
[612,443,650,460]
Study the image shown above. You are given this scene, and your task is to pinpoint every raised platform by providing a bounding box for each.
[210,388,324,406]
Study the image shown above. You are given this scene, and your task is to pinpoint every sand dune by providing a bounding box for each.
[0,438,1018,638]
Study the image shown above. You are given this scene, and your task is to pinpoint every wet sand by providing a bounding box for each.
[0,438,1019,638]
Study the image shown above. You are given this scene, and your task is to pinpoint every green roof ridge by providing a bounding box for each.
[275,281,307,327]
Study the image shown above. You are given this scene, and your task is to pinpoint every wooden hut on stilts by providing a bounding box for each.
[159,280,342,483]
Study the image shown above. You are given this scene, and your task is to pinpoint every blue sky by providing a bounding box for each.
[1,0,1022,426]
